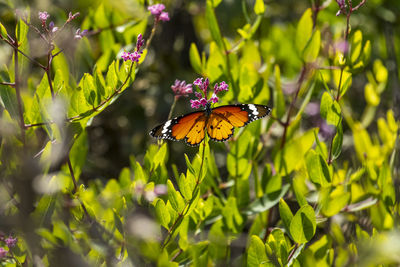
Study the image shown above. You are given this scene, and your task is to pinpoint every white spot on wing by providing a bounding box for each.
[248,104,259,115]
[161,120,172,134]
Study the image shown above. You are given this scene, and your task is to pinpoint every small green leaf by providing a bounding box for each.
[0,22,8,38]
[279,198,293,231]
[292,177,308,207]
[303,29,320,62]
[305,149,331,187]
[245,184,290,215]
[296,8,313,54]
[205,0,224,49]
[222,197,243,233]
[247,235,268,266]
[290,205,316,243]
[153,143,168,169]
[254,0,265,15]
[320,92,341,126]
[332,120,343,160]
[320,186,350,217]
[189,43,202,73]
[273,65,285,118]
[167,180,186,213]
[82,73,96,106]
[350,30,362,64]
[113,209,124,235]
[155,199,171,229]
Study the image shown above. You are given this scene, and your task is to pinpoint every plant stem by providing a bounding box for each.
[13,43,26,144]
[161,140,207,249]
[280,66,308,149]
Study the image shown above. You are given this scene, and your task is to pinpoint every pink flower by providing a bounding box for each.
[193,78,203,87]
[0,247,7,258]
[5,235,17,248]
[121,51,131,61]
[148,4,165,16]
[159,12,169,21]
[214,81,229,94]
[190,99,201,109]
[136,34,145,52]
[209,93,219,103]
[74,28,88,39]
[38,11,49,21]
[171,80,193,98]
[130,51,141,62]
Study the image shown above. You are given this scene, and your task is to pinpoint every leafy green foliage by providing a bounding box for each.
[0,0,399,266]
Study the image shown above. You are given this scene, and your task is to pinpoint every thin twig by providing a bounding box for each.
[0,82,15,87]
[13,42,26,143]
[280,66,308,149]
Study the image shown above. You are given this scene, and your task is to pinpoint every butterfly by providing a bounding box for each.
[149,103,271,146]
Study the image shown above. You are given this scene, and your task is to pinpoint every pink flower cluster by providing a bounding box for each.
[148,4,169,22]
[171,79,193,98]
[190,78,229,109]
[121,34,145,63]
[0,234,17,259]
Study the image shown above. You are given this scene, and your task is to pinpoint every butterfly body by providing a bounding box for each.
[150,104,271,146]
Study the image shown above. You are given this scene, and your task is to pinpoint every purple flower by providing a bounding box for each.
[159,12,170,21]
[121,51,131,61]
[38,11,49,21]
[209,93,219,103]
[171,80,193,98]
[74,29,88,39]
[136,34,145,52]
[5,236,17,248]
[148,4,165,16]
[130,51,141,62]
[199,98,208,106]
[0,247,7,258]
[68,12,80,21]
[195,92,203,99]
[193,78,203,87]
[214,81,229,94]
[335,0,347,16]
[190,99,201,109]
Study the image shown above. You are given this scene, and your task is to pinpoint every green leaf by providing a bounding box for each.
[254,0,265,15]
[378,163,395,207]
[247,235,268,266]
[275,128,316,175]
[350,30,362,64]
[332,120,343,160]
[289,204,316,243]
[205,0,224,49]
[273,65,285,118]
[305,149,331,187]
[52,46,70,87]
[184,154,196,175]
[82,73,97,106]
[303,29,320,62]
[222,197,243,233]
[155,199,171,229]
[189,43,202,74]
[0,82,19,120]
[245,184,290,215]
[94,3,110,28]
[320,186,350,217]
[113,209,124,235]
[0,22,8,38]
[178,173,194,200]
[320,92,341,126]
[296,8,313,54]
[167,180,186,213]
[279,198,293,231]
[153,143,168,169]
[106,61,118,93]
[292,176,308,207]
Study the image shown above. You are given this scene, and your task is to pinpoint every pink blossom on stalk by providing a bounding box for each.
[136,34,145,52]
[159,12,169,21]
[130,51,141,62]
[209,93,219,103]
[190,77,229,109]
[0,247,7,258]
[74,29,88,39]
[148,4,165,16]
[5,236,17,248]
[171,79,193,98]
[148,4,170,22]
[38,11,49,22]
[121,51,131,61]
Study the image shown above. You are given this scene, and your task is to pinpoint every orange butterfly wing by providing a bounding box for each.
[207,104,271,142]
[149,111,207,146]
[150,104,271,146]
